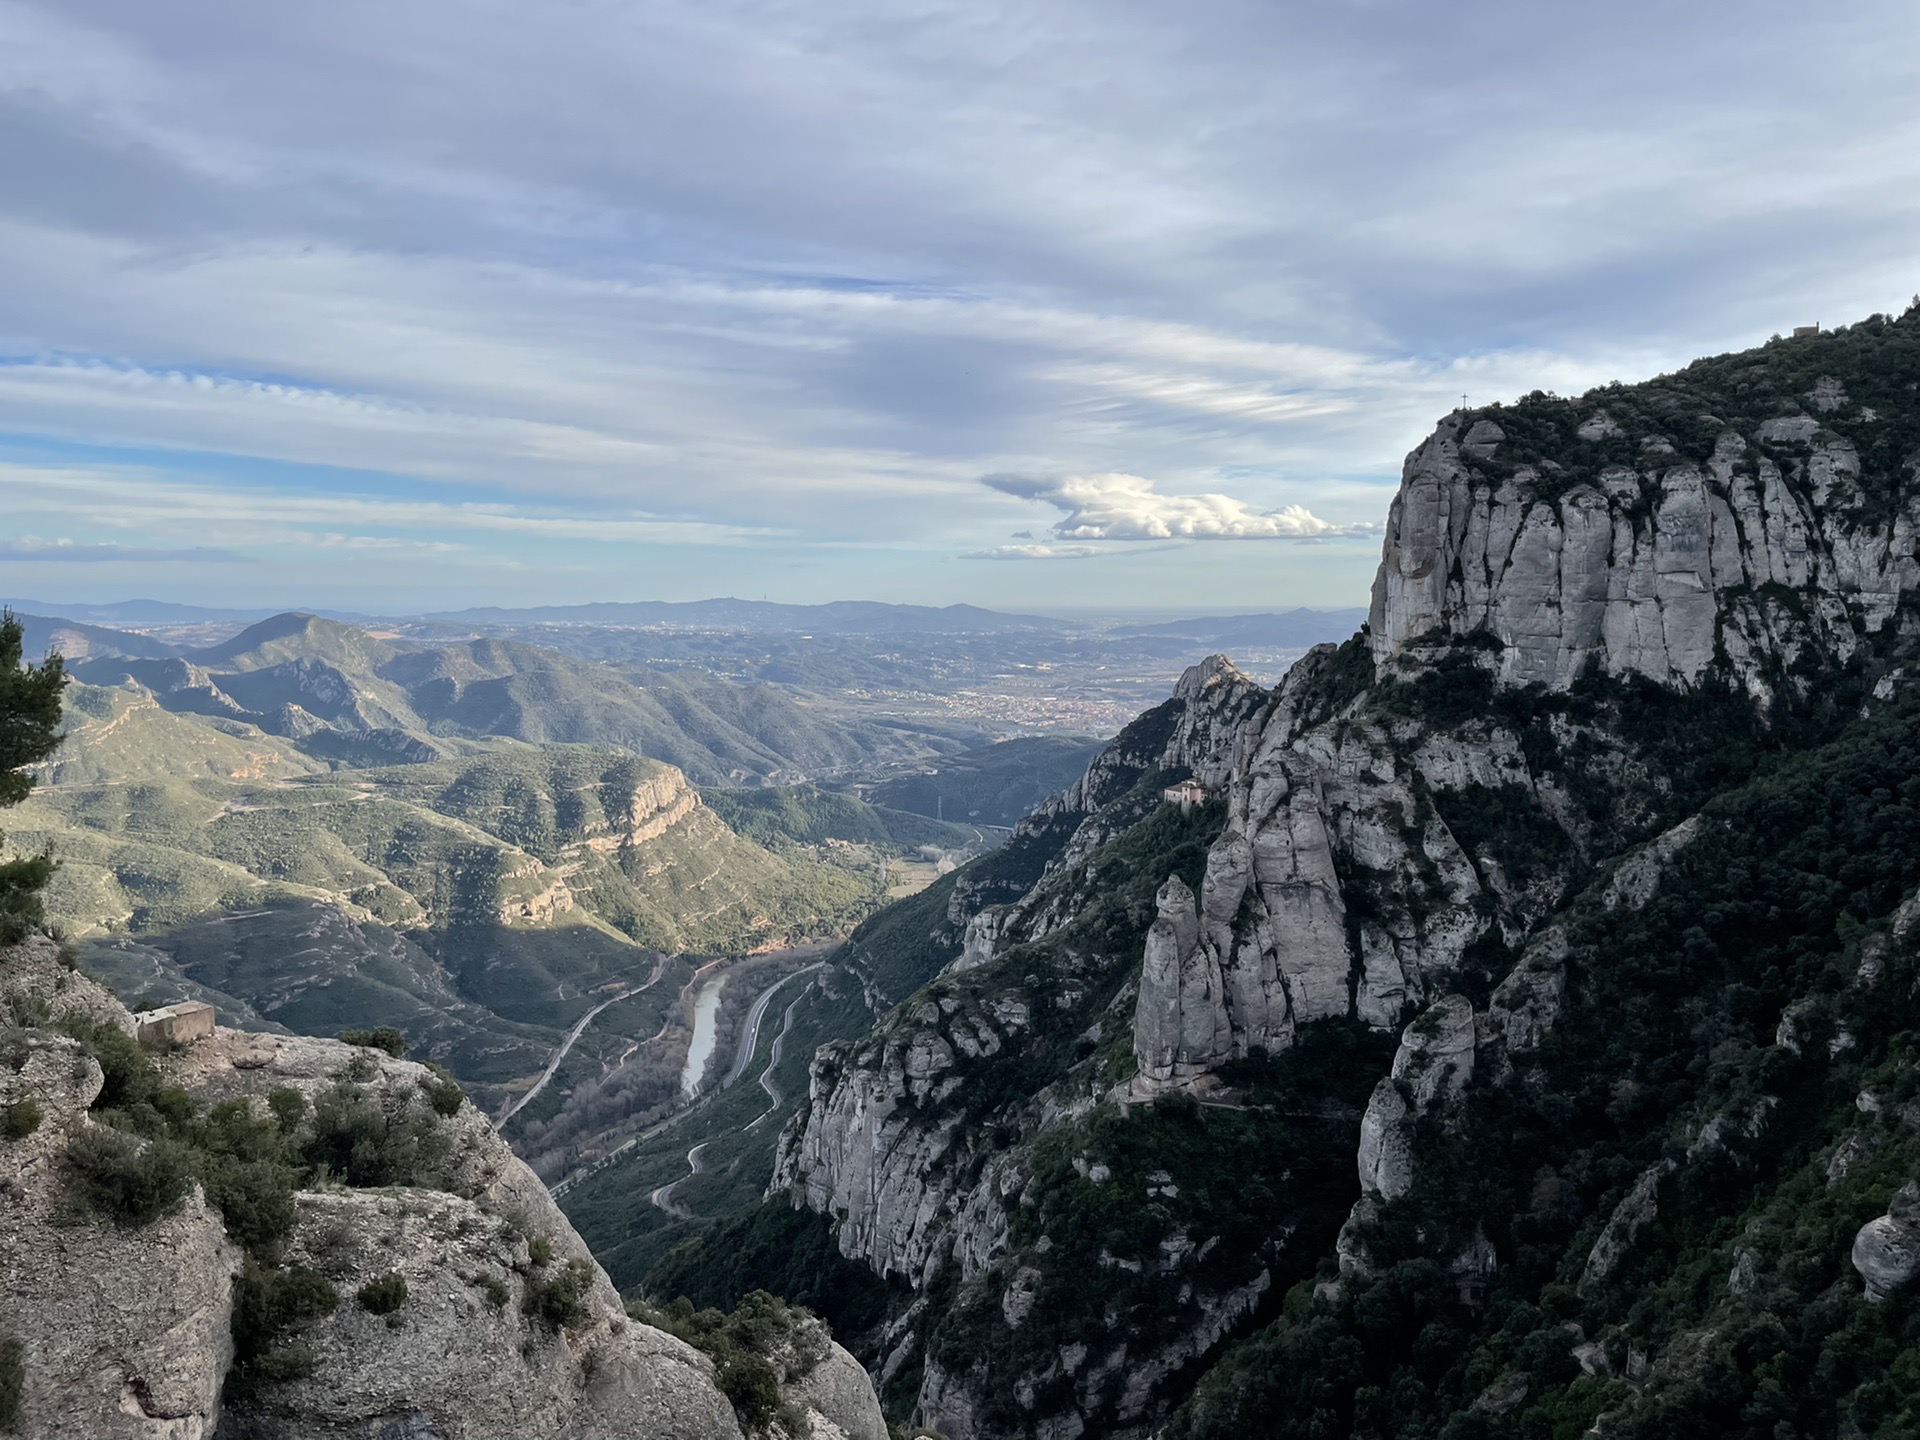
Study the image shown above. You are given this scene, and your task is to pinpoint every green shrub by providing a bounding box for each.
[232,1260,338,1374]
[57,1017,158,1111]
[338,1027,407,1058]
[199,1154,298,1252]
[302,1084,450,1189]
[0,611,66,946]
[0,854,54,948]
[716,1351,783,1430]
[420,1064,464,1118]
[480,1275,510,1308]
[0,1335,21,1433]
[266,1087,306,1132]
[64,1125,191,1225]
[356,1272,408,1316]
[524,1259,593,1331]
[0,1100,40,1141]
[633,1290,821,1433]
[644,1204,891,1343]
[527,1234,554,1266]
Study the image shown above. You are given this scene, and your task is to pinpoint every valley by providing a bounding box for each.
[5,7,1906,1438]
[26,314,1920,1438]
[8,601,1331,1204]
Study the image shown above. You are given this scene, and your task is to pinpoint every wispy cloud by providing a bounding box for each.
[0,535,243,563]
[0,461,788,550]
[0,0,1913,607]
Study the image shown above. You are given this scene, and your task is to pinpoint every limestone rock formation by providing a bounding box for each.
[1582,1160,1677,1291]
[1355,1079,1416,1202]
[1130,876,1230,1092]
[1355,996,1476,1202]
[0,1001,241,1440]
[1367,409,1920,701]
[1853,1182,1920,1303]
[785,1329,890,1440]
[768,316,1920,1438]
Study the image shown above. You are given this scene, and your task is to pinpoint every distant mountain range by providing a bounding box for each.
[29,610,966,787]
[3,598,294,625]
[7,596,1369,647]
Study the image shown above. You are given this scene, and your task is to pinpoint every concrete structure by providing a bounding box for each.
[133,1000,216,1046]
[1161,778,1208,814]
[1793,324,1821,337]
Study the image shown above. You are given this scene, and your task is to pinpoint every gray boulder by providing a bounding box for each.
[1853,1183,1920,1303]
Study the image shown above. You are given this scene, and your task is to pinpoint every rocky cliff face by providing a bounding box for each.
[763,311,1920,1439]
[776,659,1271,1282]
[0,936,879,1440]
[1369,381,1920,702]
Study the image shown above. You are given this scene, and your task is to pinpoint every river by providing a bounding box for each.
[678,974,729,1097]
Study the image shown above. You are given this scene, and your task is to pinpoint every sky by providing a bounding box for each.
[1,0,1917,616]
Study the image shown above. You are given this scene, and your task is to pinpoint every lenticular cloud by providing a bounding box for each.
[984,472,1369,542]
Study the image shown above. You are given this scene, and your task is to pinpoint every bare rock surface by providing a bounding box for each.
[787,1333,889,1440]
[1366,411,1920,700]
[770,373,1920,1437]
[1582,1161,1677,1291]
[1853,1183,1920,1303]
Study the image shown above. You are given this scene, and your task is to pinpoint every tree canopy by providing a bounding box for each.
[0,610,66,941]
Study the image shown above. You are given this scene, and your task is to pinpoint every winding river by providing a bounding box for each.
[678,974,729,1097]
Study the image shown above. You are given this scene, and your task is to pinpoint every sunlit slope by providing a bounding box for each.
[43,681,328,786]
[19,718,880,956]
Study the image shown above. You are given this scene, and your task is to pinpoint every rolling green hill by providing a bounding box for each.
[14,676,908,1117]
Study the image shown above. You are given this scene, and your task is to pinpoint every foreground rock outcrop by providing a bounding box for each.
[0,935,877,1439]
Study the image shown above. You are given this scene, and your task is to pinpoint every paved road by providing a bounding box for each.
[547,946,836,1201]
[746,972,818,1130]
[649,1141,709,1219]
[649,964,826,1216]
[723,962,825,1089]
[496,955,667,1126]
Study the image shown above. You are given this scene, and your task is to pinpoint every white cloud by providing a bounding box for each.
[984,473,1377,542]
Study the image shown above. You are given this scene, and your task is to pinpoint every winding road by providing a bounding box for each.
[496,955,667,1126]
[747,970,820,1128]
[649,962,825,1216]
[723,961,825,1088]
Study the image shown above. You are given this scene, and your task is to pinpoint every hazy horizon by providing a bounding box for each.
[2,592,1372,628]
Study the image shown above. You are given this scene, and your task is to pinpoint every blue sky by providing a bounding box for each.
[2,0,1916,614]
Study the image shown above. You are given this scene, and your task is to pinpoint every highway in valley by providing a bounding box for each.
[649,961,825,1217]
